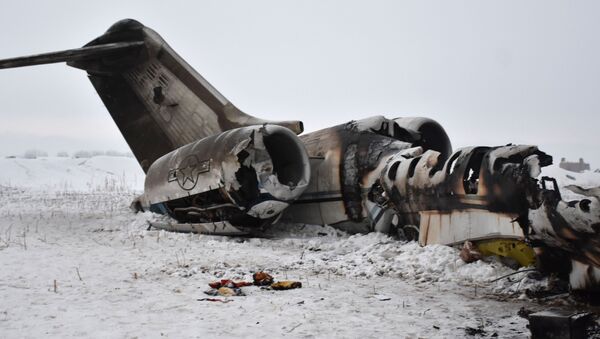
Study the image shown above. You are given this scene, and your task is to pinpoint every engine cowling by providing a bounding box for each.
[141,125,310,229]
[393,117,452,162]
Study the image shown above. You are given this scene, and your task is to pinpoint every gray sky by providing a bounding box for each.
[0,1,598,167]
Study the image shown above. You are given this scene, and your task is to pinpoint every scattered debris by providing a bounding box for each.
[529,310,592,339]
[489,268,538,283]
[271,281,302,290]
[203,272,301,296]
[208,279,252,289]
[524,276,569,300]
[373,294,391,301]
[463,326,486,336]
[459,241,482,263]
[204,286,245,297]
[253,271,274,286]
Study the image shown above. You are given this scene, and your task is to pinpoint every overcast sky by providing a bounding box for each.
[0,1,598,167]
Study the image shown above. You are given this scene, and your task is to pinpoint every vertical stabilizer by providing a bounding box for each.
[0,19,303,172]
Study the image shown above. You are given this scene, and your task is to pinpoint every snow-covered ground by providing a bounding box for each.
[1,156,599,338]
[0,156,144,192]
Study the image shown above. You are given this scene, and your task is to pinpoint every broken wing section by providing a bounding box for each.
[139,125,310,235]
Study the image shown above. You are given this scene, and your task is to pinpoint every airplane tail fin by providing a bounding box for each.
[0,19,303,172]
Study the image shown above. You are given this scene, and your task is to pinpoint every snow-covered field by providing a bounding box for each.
[0,156,598,338]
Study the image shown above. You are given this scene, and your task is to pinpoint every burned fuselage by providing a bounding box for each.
[282,116,452,232]
[1,18,599,292]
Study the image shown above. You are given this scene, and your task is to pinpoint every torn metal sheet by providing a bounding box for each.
[419,209,525,246]
[528,182,600,291]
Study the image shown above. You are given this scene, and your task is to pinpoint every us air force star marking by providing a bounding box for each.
[176,155,199,190]
[168,155,211,191]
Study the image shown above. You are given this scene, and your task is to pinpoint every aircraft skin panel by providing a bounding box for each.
[88,74,176,172]
[279,117,418,227]
[419,209,524,246]
[122,60,222,147]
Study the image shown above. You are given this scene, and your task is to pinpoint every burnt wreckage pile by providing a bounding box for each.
[301,117,600,292]
[0,19,599,293]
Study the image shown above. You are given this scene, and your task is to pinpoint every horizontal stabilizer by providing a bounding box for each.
[0,41,144,69]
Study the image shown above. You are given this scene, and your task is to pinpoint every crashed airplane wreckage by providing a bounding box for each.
[1,19,599,292]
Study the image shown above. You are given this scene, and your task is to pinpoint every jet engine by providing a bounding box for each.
[393,117,452,162]
[139,125,310,234]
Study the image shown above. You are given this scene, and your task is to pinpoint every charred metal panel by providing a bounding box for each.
[370,141,600,291]
[528,184,600,290]
[88,74,176,172]
[529,310,592,339]
[419,209,524,246]
[122,60,223,147]
[286,116,452,228]
[378,145,550,217]
[290,116,420,226]
[373,145,545,243]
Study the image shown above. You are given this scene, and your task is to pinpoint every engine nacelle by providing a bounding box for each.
[393,117,452,162]
[140,125,310,230]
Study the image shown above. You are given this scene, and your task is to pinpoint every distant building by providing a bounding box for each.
[559,157,590,173]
